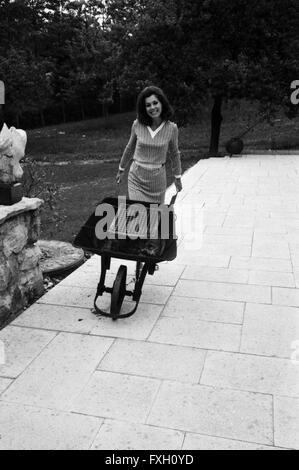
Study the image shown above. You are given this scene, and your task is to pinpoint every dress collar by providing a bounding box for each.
[147,121,165,138]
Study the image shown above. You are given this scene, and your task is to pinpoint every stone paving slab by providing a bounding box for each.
[272,287,299,308]
[0,402,102,450]
[173,252,230,267]
[1,155,299,449]
[230,256,293,272]
[60,261,186,288]
[0,326,56,378]
[72,371,160,423]
[1,333,113,410]
[252,241,290,260]
[12,303,99,334]
[147,381,273,445]
[227,207,270,217]
[149,315,242,352]
[83,255,136,275]
[241,202,296,212]
[58,269,110,289]
[294,271,299,288]
[289,242,299,254]
[140,263,186,286]
[181,266,249,284]
[248,270,295,288]
[173,279,271,304]
[204,225,253,238]
[240,303,299,359]
[98,339,206,383]
[274,396,299,449]
[291,256,299,270]
[0,378,13,394]
[89,303,163,341]
[253,232,296,243]
[37,283,173,309]
[161,296,244,324]
[37,285,95,309]
[201,351,299,398]
[285,219,299,231]
[179,241,252,258]
[201,212,227,228]
[91,420,184,450]
[182,433,280,450]
[222,215,258,229]
[134,284,174,305]
[202,233,253,246]
[250,219,287,233]
[271,211,299,220]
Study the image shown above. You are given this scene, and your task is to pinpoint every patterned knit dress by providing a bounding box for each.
[119,119,182,204]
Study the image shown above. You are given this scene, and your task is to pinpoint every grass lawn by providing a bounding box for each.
[24,101,299,242]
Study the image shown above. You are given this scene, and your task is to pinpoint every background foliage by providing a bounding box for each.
[0,0,299,153]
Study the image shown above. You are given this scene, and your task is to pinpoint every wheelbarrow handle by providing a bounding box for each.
[169,192,179,206]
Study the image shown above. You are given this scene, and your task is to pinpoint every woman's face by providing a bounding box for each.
[145,94,162,120]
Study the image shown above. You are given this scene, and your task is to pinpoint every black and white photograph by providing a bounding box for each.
[0,0,298,453]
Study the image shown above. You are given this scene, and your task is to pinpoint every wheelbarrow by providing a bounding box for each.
[74,193,178,320]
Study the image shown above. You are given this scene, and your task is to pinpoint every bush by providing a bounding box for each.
[22,157,67,239]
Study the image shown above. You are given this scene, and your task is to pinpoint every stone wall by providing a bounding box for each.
[0,198,44,326]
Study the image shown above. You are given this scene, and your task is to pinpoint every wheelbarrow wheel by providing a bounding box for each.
[111,265,127,321]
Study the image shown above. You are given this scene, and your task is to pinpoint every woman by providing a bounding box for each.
[116,86,182,203]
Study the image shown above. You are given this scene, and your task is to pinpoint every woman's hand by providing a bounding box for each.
[116,169,124,184]
[174,177,182,192]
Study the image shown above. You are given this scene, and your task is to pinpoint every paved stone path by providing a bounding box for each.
[1,154,299,450]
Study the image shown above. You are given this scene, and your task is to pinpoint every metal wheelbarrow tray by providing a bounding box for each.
[73,196,177,320]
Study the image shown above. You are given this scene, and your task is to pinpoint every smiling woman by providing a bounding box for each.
[116,86,182,204]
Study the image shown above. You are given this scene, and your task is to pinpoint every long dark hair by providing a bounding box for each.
[137,86,174,126]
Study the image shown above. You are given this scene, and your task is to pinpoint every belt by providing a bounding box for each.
[134,160,165,169]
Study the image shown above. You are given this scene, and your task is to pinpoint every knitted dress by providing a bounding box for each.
[119,119,182,204]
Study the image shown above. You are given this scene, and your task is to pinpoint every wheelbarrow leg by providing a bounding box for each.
[93,255,113,317]
[135,261,143,281]
[110,265,127,321]
[132,263,152,302]
[96,255,111,297]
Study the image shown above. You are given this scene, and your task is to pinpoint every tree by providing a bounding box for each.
[193,0,299,155]
[0,1,58,125]
[41,0,110,121]
[0,0,110,124]
[105,0,299,155]
[0,47,54,127]
[63,1,112,119]
[0,48,34,126]
[28,58,54,126]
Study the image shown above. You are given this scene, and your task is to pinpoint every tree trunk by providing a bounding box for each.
[102,102,109,118]
[79,98,85,120]
[40,109,45,127]
[61,101,66,123]
[16,113,20,128]
[119,94,124,113]
[208,95,223,157]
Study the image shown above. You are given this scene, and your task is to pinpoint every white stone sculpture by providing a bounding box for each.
[0,123,27,184]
